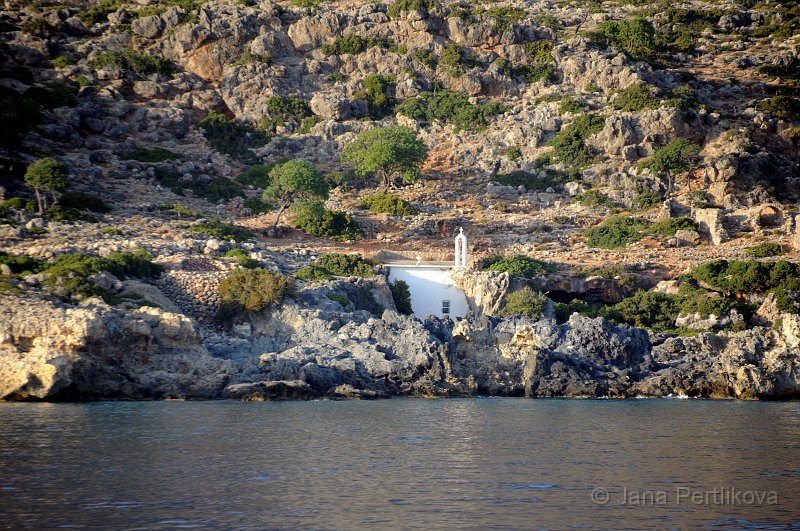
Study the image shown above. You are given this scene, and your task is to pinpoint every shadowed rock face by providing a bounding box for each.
[3,290,798,401]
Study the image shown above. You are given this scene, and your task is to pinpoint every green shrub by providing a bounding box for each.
[396,90,507,130]
[356,74,396,119]
[497,287,548,318]
[512,63,556,84]
[634,188,663,210]
[42,250,161,301]
[493,168,568,192]
[0,252,45,275]
[128,145,181,163]
[559,96,587,114]
[79,0,122,24]
[440,44,463,67]
[296,253,374,280]
[217,268,294,323]
[482,254,555,278]
[638,138,700,175]
[413,48,437,68]
[24,82,78,111]
[0,197,35,218]
[260,96,311,133]
[46,205,98,223]
[358,193,417,216]
[293,201,364,240]
[242,196,272,214]
[235,164,274,189]
[691,260,800,293]
[388,0,438,17]
[322,35,404,56]
[233,50,273,67]
[487,7,527,32]
[608,290,681,331]
[686,190,711,208]
[755,96,800,121]
[547,114,605,167]
[324,293,347,307]
[58,192,111,213]
[91,49,176,78]
[389,279,413,314]
[584,216,652,249]
[576,189,615,208]
[610,84,659,112]
[198,111,270,163]
[189,220,253,242]
[747,242,788,258]
[596,17,657,60]
[648,216,698,237]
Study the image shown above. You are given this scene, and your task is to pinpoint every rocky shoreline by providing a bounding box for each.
[3,274,799,402]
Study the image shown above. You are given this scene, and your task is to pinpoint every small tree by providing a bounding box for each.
[341,126,428,192]
[389,279,413,315]
[638,138,700,200]
[24,157,69,215]
[263,159,328,230]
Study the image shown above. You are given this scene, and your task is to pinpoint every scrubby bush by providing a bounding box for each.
[358,193,417,216]
[322,35,403,56]
[388,0,439,17]
[233,50,273,67]
[79,0,122,24]
[390,279,413,314]
[91,49,176,78]
[189,220,253,242]
[217,268,294,323]
[596,17,657,60]
[575,189,615,208]
[242,196,272,214]
[482,254,555,278]
[260,96,311,133]
[512,63,556,84]
[747,242,788,258]
[559,96,587,114]
[584,216,652,249]
[296,253,374,280]
[486,7,527,32]
[46,205,98,223]
[634,188,663,210]
[236,164,274,189]
[648,217,698,237]
[356,74,396,118]
[755,96,800,121]
[396,90,508,130]
[198,111,269,163]
[42,250,161,301]
[58,192,111,213]
[326,292,350,307]
[547,114,605,167]
[293,200,364,240]
[128,145,181,163]
[497,287,548,318]
[264,159,328,229]
[691,259,800,293]
[609,84,660,112]
[0,253,45,275]
[492,167,568,192]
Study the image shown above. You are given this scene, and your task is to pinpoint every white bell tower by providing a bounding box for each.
[454,227,467,268]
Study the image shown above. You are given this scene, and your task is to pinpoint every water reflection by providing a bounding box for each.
[0,399,798,530]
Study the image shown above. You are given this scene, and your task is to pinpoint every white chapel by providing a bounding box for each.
[385,228,470,318]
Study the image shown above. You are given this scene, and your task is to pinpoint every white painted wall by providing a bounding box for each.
[387,266,470,319]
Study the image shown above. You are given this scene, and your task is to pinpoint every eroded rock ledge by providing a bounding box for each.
[2,290,799,401]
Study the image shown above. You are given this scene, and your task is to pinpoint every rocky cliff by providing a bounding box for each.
[1,0,799,401]
[3,281,799,400]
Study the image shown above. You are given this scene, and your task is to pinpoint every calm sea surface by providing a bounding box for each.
[1,399,799,530]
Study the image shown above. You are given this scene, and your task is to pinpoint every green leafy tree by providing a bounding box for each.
[638,138,700,200]
[24,158,69,215]
[263,159,328,230]
[341,126,429,192]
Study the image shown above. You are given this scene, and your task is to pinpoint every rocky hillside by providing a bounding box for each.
[1,0,800,400]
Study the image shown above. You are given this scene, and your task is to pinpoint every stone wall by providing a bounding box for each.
[154,257,233,325]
